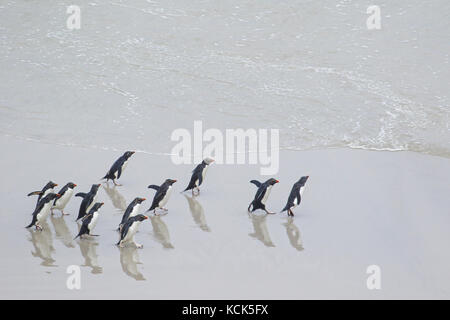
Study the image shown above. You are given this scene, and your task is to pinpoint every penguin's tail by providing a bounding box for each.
[25,222,34,228]
[73,233,81,240]
[281,204,289,213]
[102,172,115,180]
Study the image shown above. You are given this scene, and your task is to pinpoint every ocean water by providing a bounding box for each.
[0,0,449,157]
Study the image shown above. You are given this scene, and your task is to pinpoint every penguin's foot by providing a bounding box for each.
[265,209,276,215]
[35,225,43,231]
[90,234,99,237]
[118,242,125,248]
[113,180,122,186]
[161,207,168,211]
[134,242,143,249]
[62,210,70,216]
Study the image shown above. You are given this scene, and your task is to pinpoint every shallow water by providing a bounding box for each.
[0,0,449,157]
[1,136,450,299]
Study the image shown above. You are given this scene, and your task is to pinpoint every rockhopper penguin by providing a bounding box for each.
[118,197,146,231]
[182,157,214,195]
[117,214,148,248]
[52,182,77,216]
[148,179,177,214]
[26,193,61,231]
[74,202,104,239]
[102,151,135,186]
[28,181,58,207]
[75,184,101,221]
[248,178,279,214]
[281,176,309,216]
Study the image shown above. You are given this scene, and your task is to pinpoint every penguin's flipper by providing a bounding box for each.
[249,180,262,187]
[27,191,43,197]
[75,192,87,198]
[117,166,122,179]
[148,185,160,191]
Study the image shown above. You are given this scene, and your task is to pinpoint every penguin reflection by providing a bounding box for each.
[76,225,102,274]
[283,217,304,251]
[248,213,275,247]
[150,216,174,249]
[50,215,75,248]
[27,222,57,267]
[119,247,145,281]
[184,195,210,232]
[103,184,127,211]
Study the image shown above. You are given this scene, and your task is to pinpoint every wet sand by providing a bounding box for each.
[0,135,449,299]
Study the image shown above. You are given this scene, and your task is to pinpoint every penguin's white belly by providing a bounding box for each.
[129,204,140,218]
[88,212,99,232]
[37,202,52,222]
[42,188,53,198]
[87,195,97,212]
[123,221,141,243]
[54,189,73,209]
[300,186,305,197]
[262,186,272,204]
[293,197,298,206]
[120,160,129,175]
[159,187,172,207]
[201,166,208,183]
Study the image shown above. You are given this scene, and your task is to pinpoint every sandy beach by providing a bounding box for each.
[0,134,449,299]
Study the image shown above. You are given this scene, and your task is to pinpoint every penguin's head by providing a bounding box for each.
[298,176,309,185]
[91,184,101,192]
[203,157,215,165]
[136,197,146,204]
[267,178,279,186]
[165,179,177,186]
[47,181,58,189]
[124,151,135,159]
[91,202,104,212]
[67,182,77,189]
[135,214,149,222]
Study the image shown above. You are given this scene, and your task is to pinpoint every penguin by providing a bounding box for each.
[74,202,104,239]
[28,181,58,206]
[75,184,101,221]
[117,214,149,248]
[182,157,214,195]
[52,182,77,216]
[248,178,279,214]
[281,176,309,216]
[26,193,61,231]
[118,197,146,231]
[148,179,177,214]
[102,151,135,186]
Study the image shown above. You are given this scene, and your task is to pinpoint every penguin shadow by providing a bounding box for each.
[149,216,174,249]
[75,225,102,274]
[283,217,304,251]
[103,183,127,211]
[50,215,75,248]
[248,213,275,247]
[119,247,145,281]
[27,222,57,267]
[183,194,210,232]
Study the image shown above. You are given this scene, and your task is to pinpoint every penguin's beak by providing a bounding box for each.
[74,184,77,187]
[56,194,61,197]
[141,198,146,201]
[275,180,279,183]
[143,215,149,220]
[97,184,101,187]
